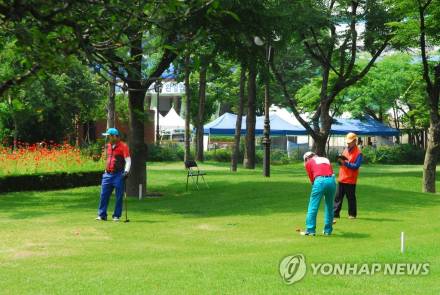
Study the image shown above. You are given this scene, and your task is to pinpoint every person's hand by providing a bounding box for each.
[123,171,129,179]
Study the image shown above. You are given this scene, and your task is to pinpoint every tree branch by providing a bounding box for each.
[0,63,40,97]
[344,0,359,78]
[269,60,316,137]
[331,37,390,99]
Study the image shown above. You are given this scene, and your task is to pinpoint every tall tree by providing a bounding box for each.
[416,0,440,192]
[195,55,209,162]
[231,65,246,172]
[184,52,192,162]
[271,0,394,155]
[389,0,440,192]
[244,62,257,169]
[106,70,116,129]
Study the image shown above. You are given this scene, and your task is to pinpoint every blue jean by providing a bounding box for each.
[98,172,124,218]
[305,176,336,234]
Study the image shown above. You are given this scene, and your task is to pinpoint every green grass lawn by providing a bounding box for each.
[0,162,439,294]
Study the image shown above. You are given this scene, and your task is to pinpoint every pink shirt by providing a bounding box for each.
[305,156,334,183]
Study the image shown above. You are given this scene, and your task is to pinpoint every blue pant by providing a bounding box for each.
[98,172,124,218]
[305,176,336,234]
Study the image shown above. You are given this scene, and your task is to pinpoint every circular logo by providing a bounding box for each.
[279,254,307,284]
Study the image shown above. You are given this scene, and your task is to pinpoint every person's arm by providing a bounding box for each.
[123,143,131,176]
[344,154,362,170]
[124,157,131,173]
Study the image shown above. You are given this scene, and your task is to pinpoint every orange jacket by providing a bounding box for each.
[338,145,362,184]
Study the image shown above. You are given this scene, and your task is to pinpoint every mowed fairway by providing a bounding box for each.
[0,162,439,294]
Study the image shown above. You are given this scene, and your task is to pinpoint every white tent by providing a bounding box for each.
[160,108,188,131]
[269,105,309,125]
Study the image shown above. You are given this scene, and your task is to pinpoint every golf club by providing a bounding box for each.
[124,178,130,223]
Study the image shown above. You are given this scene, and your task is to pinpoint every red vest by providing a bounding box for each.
[105,141,130,173]
[338,145,361,184]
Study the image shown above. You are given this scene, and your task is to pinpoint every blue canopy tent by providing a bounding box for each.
[203,113,306,136]
[331,116,399,136]
[203,113,399,137]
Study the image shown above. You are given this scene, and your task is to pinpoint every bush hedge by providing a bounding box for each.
[0,170,102,193]
[362,144,425,164]
[147,144,185,162]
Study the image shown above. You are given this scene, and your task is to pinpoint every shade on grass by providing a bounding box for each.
[0,163,439,294]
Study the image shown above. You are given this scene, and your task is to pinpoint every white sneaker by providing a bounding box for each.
[300,231,315,236]
[95,216,106,221]
[112,217,121,222]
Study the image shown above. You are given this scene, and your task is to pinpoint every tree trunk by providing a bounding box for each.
[126,39,147,198]
[196,59,207,162]
[244,63,256,169]
[12,117,18,149]
[231,65,246,172]
[313,135,328,156]
[219,102,232,116]
[184,53,191,162]
[7,95,18,149]
[107,71,116,129]
[145,94,152,110]
[314,102,332,156]
[422,121,440,193]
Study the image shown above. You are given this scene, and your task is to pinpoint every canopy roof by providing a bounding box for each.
[330,116,399,136]
[160,108,187,131]
[203,113,307,136]
[203,112,399,136]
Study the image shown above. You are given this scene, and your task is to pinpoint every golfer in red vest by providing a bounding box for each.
[96,128,131,221]
[301,152,336,236]
[333,132,363,221]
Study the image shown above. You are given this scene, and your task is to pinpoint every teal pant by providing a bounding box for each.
[306,176,336,234]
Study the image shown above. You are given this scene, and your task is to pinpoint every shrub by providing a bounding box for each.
[205,148,232,162]
[270,149,291,165]
[147,144,185,162]
[0,170,102,193]
[361,144,424,164]
[81,140,105,161]
[255,149,291,165]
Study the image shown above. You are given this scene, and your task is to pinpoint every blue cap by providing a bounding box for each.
[102,128,119,136]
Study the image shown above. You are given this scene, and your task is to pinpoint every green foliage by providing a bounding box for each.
[209,136,235,142]
[147,144,185,162]
[205,148,233,162]
[204,147,292,165]
[80,140,105,161]
[0,57,107,143]
[362,144,425,164]
[0,171,102,193]
[341,54,427,124]
[386,0,440,49]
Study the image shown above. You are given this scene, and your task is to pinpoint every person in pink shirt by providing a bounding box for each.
[300,151,336,236]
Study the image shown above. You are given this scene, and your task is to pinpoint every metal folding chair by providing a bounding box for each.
[185,160,209,191]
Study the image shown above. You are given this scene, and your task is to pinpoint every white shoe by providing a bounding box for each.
[300,231,315,236]
[112,217,120,222]
[95,216,106,221]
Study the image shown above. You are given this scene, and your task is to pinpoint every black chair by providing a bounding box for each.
[185,160,209,191]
